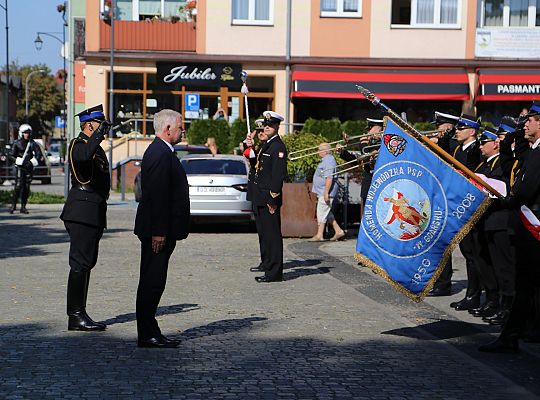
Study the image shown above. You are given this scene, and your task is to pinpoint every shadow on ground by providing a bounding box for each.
[1,320,538,399]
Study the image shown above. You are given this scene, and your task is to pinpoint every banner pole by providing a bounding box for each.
[356,85,502,198]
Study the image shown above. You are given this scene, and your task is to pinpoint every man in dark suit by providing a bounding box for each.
[60,104,111,331]
[253,111,287,283]
[134,109,190,348]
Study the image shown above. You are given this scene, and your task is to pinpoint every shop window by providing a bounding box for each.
[113,94,144,134]
[246,76,274,93]
[232,0,274,25]
[391,0,460,27]
[481,0,540,27]
[114,73,144,90]
[320,0,362,18]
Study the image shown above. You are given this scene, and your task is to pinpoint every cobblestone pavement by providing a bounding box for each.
[1,203,539,399]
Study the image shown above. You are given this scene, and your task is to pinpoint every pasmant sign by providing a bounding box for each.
[156,62,242,89]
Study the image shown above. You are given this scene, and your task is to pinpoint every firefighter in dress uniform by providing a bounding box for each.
[60,105,111,331]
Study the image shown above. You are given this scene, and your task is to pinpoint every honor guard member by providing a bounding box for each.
[60,104,111,331]
[253,111,287,283]
[443,114,483,311]
[244,118,268,273]
[479,101,540,353]
[470,127,514,323]
[8,124,39,214]
[428,112,460,297]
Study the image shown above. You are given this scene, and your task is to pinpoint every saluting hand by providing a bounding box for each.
[152,235,166,253]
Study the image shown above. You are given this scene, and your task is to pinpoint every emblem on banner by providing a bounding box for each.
[363,161,446,258]
[379,183,430,241]
[383,134,407,157]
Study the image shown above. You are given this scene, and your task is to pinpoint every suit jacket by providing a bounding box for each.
[134,138,190,240]
[60,132,110,228]
[252,135,287,207]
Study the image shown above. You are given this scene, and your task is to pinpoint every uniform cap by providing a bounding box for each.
[254,119,264,131]
[367,118,384,128]
[263,111,284,125]
[76,104,106,123]
[496,116,517,135]
[432,111,459,126]
[525,100,540,117]
[456,114,481,130]
[479,127,498,143]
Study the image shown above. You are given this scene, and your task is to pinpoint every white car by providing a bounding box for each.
[181,154,254,223]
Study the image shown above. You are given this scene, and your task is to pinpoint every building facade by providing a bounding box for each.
[79,0,540,138]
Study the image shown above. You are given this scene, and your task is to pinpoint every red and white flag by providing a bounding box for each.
[520,205,540,242]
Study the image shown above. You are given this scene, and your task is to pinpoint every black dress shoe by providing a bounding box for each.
[451,295,480,311]
[160,334,181,345]
[138,336,180,348]
[20,208,29,214]
[255,276,283,283]
[478,337,519,353]
[428,286,451,297]
[250,265,265,272]
[68,311,107,331]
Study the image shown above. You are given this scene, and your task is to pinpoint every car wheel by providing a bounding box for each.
[41,178,52,184]
[134,172,142,202]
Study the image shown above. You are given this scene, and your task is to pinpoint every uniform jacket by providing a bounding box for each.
[134,138,190,240]
[60,132,110,228]
[475,155,509,231]
[253,135,287,207]
[504,146,540,213]
[243,140,263,203]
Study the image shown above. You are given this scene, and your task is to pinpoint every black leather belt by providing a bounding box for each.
[73,183,94,192]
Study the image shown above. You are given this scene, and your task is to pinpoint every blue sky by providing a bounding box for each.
[0,0,66,73]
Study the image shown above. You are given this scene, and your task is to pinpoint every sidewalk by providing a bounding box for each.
[1,204,539,399]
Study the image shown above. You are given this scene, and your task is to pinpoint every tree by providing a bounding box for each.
[6,63,63,138]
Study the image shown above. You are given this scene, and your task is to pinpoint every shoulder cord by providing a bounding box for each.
[510,159,520,188]
[69,139,94,185]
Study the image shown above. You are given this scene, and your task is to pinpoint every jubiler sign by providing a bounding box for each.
[157,62,242,89]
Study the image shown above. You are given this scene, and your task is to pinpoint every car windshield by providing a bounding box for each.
[50,144,60,152]
[181,159,247,175]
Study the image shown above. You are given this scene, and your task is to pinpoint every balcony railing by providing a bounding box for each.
[99,20,196,52]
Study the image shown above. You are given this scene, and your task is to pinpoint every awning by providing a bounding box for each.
[292,65,470,100]
[477,69,540,101]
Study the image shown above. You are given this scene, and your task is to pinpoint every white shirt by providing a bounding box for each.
[532,137,540,150]
[461,140,475,151]
[486,153,499,163]
[159,137,174,152]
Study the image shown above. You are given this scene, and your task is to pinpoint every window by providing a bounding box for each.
[391,0,461,27]
[481,0,540,27]
[232,0,273,25]
[101,0,185,21]
[320,0,362,18]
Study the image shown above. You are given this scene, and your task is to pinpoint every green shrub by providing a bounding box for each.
[301,118,343,142]
[229,118,255,154]
[187,119,230,151]
[413,122,437,133]
[342,120,368,138]
[283,132,328,182]
[0,190,65,204]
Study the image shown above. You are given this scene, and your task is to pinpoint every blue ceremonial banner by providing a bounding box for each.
[355,116,491,302]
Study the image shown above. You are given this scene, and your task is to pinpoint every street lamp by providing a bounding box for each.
[25,69,46,120]
[0,0,9,148]
[34,31,66,140]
